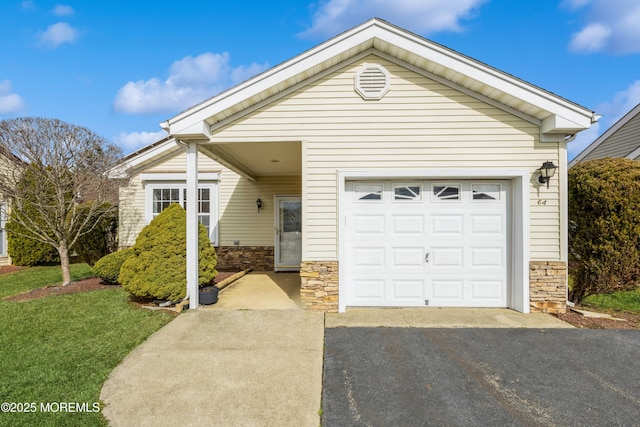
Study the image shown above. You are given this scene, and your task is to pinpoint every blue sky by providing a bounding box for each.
[1,0,639,159]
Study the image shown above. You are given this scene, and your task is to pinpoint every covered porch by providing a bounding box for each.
[179,140,304,308]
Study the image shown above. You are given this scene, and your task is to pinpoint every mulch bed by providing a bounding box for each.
[2,269,240,303]
[554,309,640,330]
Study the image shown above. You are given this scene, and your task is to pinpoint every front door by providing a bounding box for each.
[275,196,302,271]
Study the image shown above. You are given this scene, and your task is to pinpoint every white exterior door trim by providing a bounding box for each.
[337,169,530,313]
[274,195,302,271]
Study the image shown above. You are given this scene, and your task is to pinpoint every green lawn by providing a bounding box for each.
[582,288,640,314]
[0,264,94,299]
[0,266,176,426]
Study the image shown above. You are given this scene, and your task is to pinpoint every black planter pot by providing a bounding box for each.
[199,286,219,305]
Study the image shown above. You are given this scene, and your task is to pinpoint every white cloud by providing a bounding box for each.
[0,80,26,114]
[569,23,611,52]
[597,80,640,126]
[568,0,640,54]
[113,52,269,114]
[113,130,168,152]
[562,0,591,9]
[21,1,36,11]
[37,22,79,48]
[52,4,74,16]
[299,0,486,39]
[568,80,640,159]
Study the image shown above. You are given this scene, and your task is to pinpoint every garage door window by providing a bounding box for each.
[432,185,460,201]
[354,184,383,201]
[472,184,500,201]
[394,184,422,201]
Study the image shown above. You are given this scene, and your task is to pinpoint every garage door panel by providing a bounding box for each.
[353,214,385,235]
[353,247,385,267]
[431,215,464,235]
[470,248,504,268]
[431,248,464,268]
[353,279,385,299]
[392,215,425,235]
[431,280,464,300]
[392,247,424,268]
[392,280,424,299]
[470,215,503,235]
[471,280,505,300]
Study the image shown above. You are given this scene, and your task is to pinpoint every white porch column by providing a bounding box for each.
[186,141,199,309]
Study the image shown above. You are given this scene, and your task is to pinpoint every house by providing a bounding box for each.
[0,149,17,266]
[114,18,597,313]
[569,102,640,167]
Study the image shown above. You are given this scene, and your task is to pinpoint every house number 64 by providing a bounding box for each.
[537,200,547,205]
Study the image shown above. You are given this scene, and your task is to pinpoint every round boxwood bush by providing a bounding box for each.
[118,203,218,302]
[93,248,133,284]
[568,157,640,302]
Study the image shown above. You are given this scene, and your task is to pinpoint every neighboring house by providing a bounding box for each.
[569,102,640,167]
[0,150,18,266]
[114,19,597,313]
[0,196,7,267]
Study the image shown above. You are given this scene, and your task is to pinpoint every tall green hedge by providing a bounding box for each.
[118,203,217,302]
[73,203,118,266]
[6,212,59,267]
[568,157,640,301]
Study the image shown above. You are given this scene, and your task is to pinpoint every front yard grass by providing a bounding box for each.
[0,263,93,299]
[0,267,176,426]
[582,288,640,314]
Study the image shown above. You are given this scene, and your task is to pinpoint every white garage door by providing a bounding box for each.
[343,180,510,308]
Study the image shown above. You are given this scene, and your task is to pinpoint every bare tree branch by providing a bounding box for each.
[0,117,123,285]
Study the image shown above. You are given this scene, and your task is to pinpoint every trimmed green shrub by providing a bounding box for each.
[568,158,640,302]
[6,212,59,266]
[118,204,217,301]
[73,203,118,266]
[93,248,133,284]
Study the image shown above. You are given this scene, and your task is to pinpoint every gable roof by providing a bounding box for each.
[116,18,598,177]
[568,102,640,167]
[162,18,596,143]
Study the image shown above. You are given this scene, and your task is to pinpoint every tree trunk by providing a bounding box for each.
[58,240,71,286]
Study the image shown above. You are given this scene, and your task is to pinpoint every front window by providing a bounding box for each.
[148,183,217,244]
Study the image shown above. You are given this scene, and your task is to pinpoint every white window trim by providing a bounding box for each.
[144,180,219,246]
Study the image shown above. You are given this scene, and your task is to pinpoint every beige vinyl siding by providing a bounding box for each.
[217,174,301,246]
[0,197,8,265]
[119,150,301,248]
[211,55,561,261]
[583,111,640,161]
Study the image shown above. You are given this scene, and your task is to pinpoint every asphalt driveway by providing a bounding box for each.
[322,328,640,426]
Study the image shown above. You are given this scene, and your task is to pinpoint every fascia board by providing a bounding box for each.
[108,138,181,178]
[375,27,593,128]
[167,18,593,136]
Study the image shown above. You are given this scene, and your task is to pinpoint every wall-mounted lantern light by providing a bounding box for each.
[537,161,557,189]
[256,198,263,213]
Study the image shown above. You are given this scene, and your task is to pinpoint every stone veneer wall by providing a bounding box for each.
[300,261,339,312]
[529,261,567,314]
[215,246,274,271]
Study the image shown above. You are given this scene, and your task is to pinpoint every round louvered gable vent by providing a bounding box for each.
[355,64,390,100]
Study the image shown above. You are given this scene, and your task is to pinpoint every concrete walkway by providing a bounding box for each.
[101,273,323,427]
[101,272,572,426]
